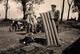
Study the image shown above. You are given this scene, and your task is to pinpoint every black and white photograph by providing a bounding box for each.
[0,0,80,54]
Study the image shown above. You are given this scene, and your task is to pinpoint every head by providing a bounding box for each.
[51,4,56,11]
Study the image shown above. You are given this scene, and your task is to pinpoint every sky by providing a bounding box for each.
[0,0,78,20]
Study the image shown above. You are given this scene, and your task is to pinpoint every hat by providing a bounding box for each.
[51,4,56,8]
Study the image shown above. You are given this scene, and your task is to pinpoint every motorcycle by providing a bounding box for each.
[9,21,26,32]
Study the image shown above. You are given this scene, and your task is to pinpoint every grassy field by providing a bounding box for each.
[0,22,80,54]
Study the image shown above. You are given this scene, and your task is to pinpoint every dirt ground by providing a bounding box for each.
[0,23,80,54]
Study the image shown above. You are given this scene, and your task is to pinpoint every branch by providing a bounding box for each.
[71,0,73,5]
[67,0,73,6]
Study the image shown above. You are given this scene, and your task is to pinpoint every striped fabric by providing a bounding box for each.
[40,12,60,46]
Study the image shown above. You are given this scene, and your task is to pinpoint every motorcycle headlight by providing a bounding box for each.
[23,41,26,44]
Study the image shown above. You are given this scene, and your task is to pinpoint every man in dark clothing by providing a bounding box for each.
[51,4,60,32]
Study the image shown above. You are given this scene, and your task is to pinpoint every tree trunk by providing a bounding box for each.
[67,5,71,21]
[78,11,80,21]
[77,6,80,21]
[23,4,26,20]
[5,0,8,20]
[60,0,65,21]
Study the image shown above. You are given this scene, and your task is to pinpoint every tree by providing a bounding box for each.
[15,0,44,20]
[14,0,29,20]
[67,0,73,20]
[73,0,80,21]
[60,0,65,21]
[0,0,8,20]
[5,0,9,20]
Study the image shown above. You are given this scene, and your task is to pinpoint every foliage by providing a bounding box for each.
[14,0,44,19]
[74,0,80,21]
[74,0,80,10]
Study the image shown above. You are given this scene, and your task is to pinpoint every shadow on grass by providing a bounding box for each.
[62,38,80,54]
[0,45,26,54]
[0,44,52,54]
